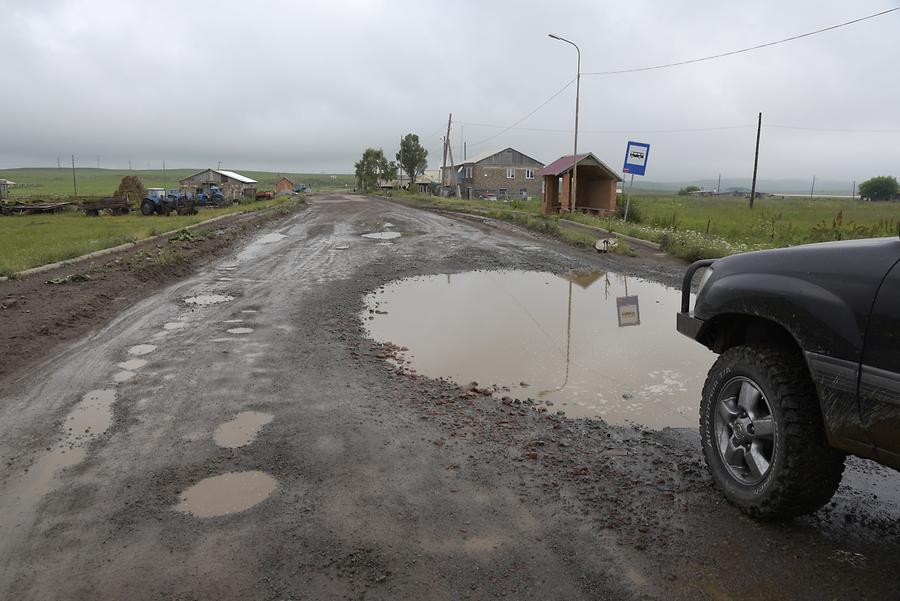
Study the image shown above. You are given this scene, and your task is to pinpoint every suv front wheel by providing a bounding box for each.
[700,345,846,519]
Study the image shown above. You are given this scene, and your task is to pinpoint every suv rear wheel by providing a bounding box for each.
[700,345,845,519]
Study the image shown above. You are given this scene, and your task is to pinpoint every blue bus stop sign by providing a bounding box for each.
[623,141,650,176]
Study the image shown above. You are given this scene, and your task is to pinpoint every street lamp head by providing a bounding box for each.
[548,33,561,40]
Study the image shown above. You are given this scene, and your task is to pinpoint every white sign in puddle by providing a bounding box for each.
[363,270,715,429]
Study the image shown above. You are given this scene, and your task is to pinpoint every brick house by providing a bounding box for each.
[443,148,544,200]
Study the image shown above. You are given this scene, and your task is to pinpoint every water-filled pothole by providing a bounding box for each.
[174,471,278,517]
[117,359,147,371]
[227,327,254,335]
[363,270,715,429]
[362,232,401,240]
[128,344,156,356]
[185,294,234,306]
[213,411,274,448]
[164,322,189,330]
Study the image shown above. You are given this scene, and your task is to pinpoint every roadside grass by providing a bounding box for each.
[391,190,898,261]
[0,167,354,197]
[0,195,301,275]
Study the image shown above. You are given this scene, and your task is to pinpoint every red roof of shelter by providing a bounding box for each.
[539,153,623,181]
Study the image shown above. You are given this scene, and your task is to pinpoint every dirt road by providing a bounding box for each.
[1,193,898,600]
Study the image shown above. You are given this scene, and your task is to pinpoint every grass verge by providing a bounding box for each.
[0,195,303,275]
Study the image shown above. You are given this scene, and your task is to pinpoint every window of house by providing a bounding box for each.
[506,168,516,179]
[498,188,508,198]
[464,166,473,179]
[525,169,534,179]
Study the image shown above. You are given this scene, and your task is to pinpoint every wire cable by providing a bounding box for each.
[583,7,900,76]
[459,121,754,135]
[468,78,576,149]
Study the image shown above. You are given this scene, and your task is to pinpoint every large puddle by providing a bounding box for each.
[363,270,715,429]
[174,471,278,517]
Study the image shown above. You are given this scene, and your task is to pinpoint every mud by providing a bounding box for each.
[364,269,714,428]
[1,194,897,601]
[184,294,234,306]
[174,471,278,517]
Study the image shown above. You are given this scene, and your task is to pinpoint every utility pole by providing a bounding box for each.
[96,155,100,169]
[57,157,61,169]
[71,155,78,198]
[852,180,856,200]
[129,160,132,170]
[749,112,762,209]
[464,142,467,161]
[716,173,721,195]
[398,136,403,189]
[809,175,816,198]
[441,113,452,189]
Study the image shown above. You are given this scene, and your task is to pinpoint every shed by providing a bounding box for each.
[539,153,623,216]
[0,179,15,200]
[179,169,258,200]
[275,177,294,195]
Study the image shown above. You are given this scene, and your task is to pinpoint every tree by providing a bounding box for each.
[396,133,428,184]
[859,176,898,201]
[114,175,145,204]
[354,148,395,193]
[678,185,701,196]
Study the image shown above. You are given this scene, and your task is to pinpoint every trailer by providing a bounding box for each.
[81,197,132,216]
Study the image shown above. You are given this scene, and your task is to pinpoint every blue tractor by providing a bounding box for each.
[196,186,231,207]
[140,188,196,216]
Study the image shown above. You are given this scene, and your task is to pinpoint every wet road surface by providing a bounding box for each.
[1,193,898,600]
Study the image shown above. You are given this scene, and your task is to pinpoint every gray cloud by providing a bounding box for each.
[1,0,898,182]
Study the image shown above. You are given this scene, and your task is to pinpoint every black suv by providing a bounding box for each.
[677,237,900,519]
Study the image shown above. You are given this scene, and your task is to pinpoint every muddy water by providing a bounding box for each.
[117,359,147,371]
[185,294,234,306]
[362,232,402,240]
[128,344,156,356]
[226,327,253,335]
[10,389,118,500]
[174,471,278,517]
[363,270,715,429]
[213,411,274,448]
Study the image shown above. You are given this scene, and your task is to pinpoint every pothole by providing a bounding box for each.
[213,411,274,448]
[117,359,147,371]
[128,344,156,356]
[227,327,253,334]
[164,322,189,330]
[185,294,234,306]
[362,232,402,240]
[255,233,287,244]
[174,471,278,517]
[112,370,135,383]
[224,319,244,324]
[363,270,715,429]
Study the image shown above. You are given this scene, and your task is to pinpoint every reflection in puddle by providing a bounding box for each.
[118,359,147,371]
[128,344,156,356]
[362,232,402,240]
[185,294,234,306]
[227,327,253,334]
[363,270,715,428]
[174,471,278,517]
[213,411,274,448]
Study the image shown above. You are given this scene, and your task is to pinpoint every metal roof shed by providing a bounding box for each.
[539,153,623,215]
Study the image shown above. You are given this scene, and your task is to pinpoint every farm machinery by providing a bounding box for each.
[140,188,197,216]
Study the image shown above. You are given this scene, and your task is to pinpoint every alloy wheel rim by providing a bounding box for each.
[714,376,776,486]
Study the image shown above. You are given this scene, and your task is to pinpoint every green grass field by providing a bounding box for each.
[0,196,298,276]
[0,168,355,198]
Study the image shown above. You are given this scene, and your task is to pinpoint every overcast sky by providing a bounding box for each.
[2,0,899,182]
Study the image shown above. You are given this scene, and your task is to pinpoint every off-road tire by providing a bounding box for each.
[700,344,846,520]
[140,200,155,216]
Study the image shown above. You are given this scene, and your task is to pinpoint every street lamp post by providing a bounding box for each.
[549,33,580,212]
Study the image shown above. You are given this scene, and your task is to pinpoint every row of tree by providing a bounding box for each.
[354,133,428,193]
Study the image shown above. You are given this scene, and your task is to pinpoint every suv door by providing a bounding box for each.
[861,259,900,465]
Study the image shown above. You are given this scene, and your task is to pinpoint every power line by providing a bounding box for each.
[766,124,900,133]
[583,7,900,76]
[459,121,754,135]
[469,78,576,148]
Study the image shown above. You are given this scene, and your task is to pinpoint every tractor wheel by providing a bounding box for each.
[140,200,155,216]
